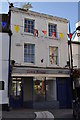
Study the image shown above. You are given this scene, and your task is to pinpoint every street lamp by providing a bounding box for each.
[8,3,13,110]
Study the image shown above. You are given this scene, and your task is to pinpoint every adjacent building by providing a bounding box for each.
[72,21,80,68]
[72,21,80,92]
[0,14,9,110]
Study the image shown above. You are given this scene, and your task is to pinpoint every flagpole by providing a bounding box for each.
[69,21,73,69]
[69,21,73,102]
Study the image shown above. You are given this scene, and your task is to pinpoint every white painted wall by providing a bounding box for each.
[76,21,80,41]
[72,44,79,68]
[11,9,68,68]
[0,33,9,104]
[72,21,80,68]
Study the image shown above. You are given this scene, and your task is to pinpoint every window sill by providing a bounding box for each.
[48,36,59,40]
[21,32,33,36]
[21,32,60,40]
[21,32,39,38]
[48,64,60,68]
[21,62,36,66]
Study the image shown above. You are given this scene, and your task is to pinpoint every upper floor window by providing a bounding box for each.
[24,19,34,34]
[24,44,35,63]
[48,23,57,37]
[0,81,4,90]
[49,46,58,65]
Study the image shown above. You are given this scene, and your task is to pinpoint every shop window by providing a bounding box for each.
[24,44,35,63]
[24,19,34,34]
[46,79,57,101]
[34,80,45,102]
[49,46,58,65]
[48,23,57,37]
[12,80,22,97]
[0,81,4,90]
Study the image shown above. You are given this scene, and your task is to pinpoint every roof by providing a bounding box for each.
[10,7,68,23]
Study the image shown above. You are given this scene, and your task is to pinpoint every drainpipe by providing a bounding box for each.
[68,21,75,104]
[8,3,13,110]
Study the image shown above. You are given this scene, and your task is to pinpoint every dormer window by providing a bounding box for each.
[24,19,34,34]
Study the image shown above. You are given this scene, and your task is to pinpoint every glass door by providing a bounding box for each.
[34,79,45,102]
[11,78,23,108]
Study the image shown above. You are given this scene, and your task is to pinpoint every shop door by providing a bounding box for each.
[34,80,45,102]
[57,78,72,108]
[10,80,23,108]
[57,78,67,108]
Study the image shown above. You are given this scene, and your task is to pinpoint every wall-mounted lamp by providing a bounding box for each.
[41,59,44,63]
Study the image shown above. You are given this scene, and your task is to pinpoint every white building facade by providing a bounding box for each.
[1,7,72,110]
[11,9,68,68]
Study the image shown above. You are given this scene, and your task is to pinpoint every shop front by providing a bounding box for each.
[10,66,71,109]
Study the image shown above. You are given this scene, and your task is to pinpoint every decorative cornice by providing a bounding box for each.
[11,7,68,23]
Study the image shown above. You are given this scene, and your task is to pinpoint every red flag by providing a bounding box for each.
[54,32,56,37]
[52,32,56,37]
[42,30,46,35]
[25,28,27,32]
[67,33,73,39]
[70,34,73,39]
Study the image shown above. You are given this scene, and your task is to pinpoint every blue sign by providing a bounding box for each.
[1,22,7,29]
[0,14,9,33]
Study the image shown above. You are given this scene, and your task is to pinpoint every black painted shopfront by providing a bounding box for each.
[10,66,72,109]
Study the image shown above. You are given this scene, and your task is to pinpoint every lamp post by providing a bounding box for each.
[8,3,13,109]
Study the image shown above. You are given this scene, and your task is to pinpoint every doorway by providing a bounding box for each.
[10,78,23,108]
[57,78,72,108]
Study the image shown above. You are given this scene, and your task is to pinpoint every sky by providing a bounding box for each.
[0,1,79,33]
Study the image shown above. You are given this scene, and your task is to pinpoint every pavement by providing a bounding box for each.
[35,111,54,119]
[50,109,74,120]
[1,108,74,120]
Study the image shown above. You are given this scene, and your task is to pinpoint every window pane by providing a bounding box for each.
[0,81,4,90]
[31,55,34,63]
[48,23,57,37]
[24,19,34,33]
[25,19,27,23]
[28,48,30,55]
[24,44,35,63]
[27,55,30,62]
[28,20,30,24]
[24,55,27,62]
[51,25,53,29]
[49,47,58,65]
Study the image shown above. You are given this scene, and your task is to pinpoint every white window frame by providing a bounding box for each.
[48,23,57,38]
[24,43,35,64]
[24,18,35,34]
[49,46,58,65]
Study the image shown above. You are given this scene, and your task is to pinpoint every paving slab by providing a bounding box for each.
[2,109,35,119]
[35,111,54,118]
[1,108,74,120]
